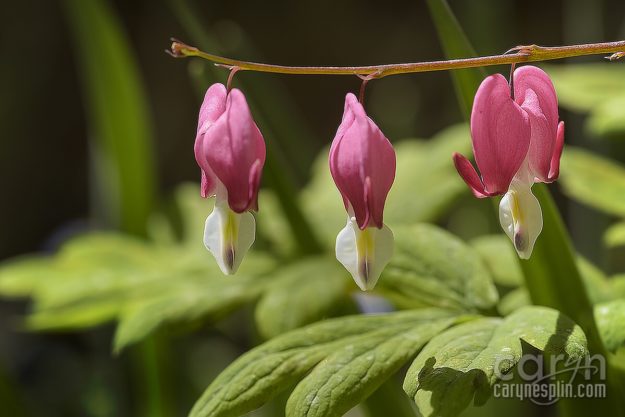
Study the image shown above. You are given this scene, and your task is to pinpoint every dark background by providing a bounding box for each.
[1,0,624,416]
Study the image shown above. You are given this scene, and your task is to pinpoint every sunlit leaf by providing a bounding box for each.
[545,64,625,136]
[404,306,588,417]
[470,235,523,287]
[577,256,614,304]
[190,306,586,417]
[173,183,215,247]
[285,316,456,417]
[0,257,54,297]
[595,299,625,352]
[470,235,616,305]
[604,222,625,248]
[384,124,472,226]
[256,189,298,256]
[378,224,498,312]
[0,229,276,349]
[189,309,461,417]
[497,288,529,316]
[113,256,273,352]
[559,147,625,217]
[612,275,625,298]
[254,257,350,339]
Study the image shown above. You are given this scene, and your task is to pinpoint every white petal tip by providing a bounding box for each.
[335,217,393,291]
[203,202,256,275]
[499,183,543,261]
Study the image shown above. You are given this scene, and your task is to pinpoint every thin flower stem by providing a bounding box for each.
[508,62,516,100]
[356,72,380,104]
[169,39,625,77]
[226,66,240,92]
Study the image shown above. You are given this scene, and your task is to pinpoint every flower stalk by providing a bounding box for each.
[168,39,625,77]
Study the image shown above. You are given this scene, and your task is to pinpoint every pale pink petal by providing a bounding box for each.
[470,74,531,195]
[202,88,266,213]
[514,66,562,182]
[329,94,358,181]
[247,158,263,211]
[197,83,228,135]
[513,66,559,134]
[329,93,396,229]
[194,83,228,198]
[452,152,493,198]
[200,170,214,198]
[547,121,565,182]
[520,89,553,182]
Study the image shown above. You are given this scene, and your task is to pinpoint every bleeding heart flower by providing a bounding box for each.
[453,65,564,259]
[329,92,396,290]
[194,83,266,274]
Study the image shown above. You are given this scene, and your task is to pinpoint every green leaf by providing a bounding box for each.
[425,0,486,120]
[612,275,625,298]
[4,233,170,330]
[497,288,530,316]
[378,224,498,312]
[285,317,456,417]
[559,147,625,217]
[172,182,215,247]
[190,309,461,417]
[301,124,471,248]
[470,235,523,287]
[588,95,625,137]
[544,64,625,136]
[256,189,298,256]
[113,255,274,352]
[470,235,616,305]
[404,306,588,417]
[605,222,625,248]
[63,0,155,235]
[254,257,350,340]
[520,185,607,357]
[0,227,276,349]
[576,256,614,304]
[595,300,625,352]
[384,124,472,226]
[0,257,54,297]
[360,378,418,417]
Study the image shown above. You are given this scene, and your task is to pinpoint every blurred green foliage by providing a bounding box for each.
[547,64,625,137]
[0,125,485,353]
[559,147,625,218]
[63,0,156,235]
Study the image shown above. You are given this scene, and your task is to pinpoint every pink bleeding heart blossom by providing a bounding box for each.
[194,83,266,213]
[453,65,564,198]
[329,93,396,291]
[329,93,396,230]
[194,83,266,275]
[453,66,565,259]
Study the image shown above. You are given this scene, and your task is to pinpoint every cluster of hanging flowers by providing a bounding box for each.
[193,65,563,288]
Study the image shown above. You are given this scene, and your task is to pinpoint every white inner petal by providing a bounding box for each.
[335,216,394,291]
[499,179,543,259]
[203,198,256,275]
